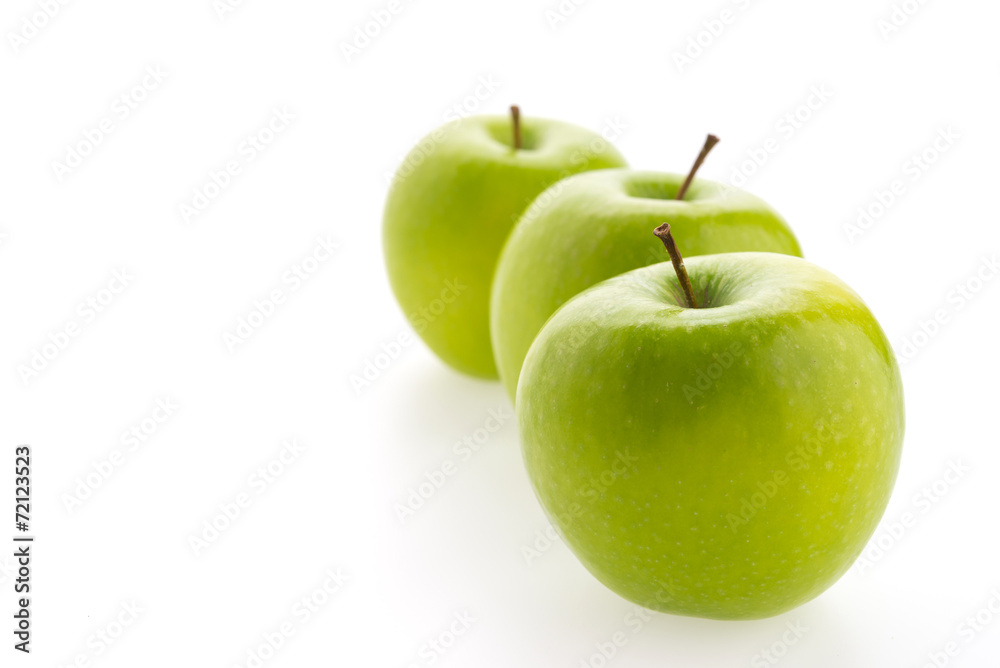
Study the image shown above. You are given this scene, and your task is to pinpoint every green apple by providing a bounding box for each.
[491,165,803,399]
[383,108,627,378]
[517,248,904,620]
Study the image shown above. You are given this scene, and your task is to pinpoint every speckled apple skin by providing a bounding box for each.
[517,253,904,620]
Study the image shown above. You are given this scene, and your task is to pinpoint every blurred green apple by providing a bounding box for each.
[492,167,803,398]
[517,247,904,619]
[383,108,626,378]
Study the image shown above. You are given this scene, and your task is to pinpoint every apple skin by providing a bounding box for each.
[491,170,803,398]
[383,115,626,378]
[517,253,904,620]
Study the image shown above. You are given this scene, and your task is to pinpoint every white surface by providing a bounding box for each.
[1,0,998,665]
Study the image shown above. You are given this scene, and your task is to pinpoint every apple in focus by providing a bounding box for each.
[516,251,904,619]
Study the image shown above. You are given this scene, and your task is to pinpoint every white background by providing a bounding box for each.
[1,0,998,666]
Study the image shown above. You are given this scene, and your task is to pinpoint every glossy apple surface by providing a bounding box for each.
[383,115,626,378]
[491,170,802,397]
[517,252,904,619]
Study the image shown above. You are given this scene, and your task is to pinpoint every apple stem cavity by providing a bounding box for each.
[511,105,523,150]
[675,134,720,201]
[654,223,699,309]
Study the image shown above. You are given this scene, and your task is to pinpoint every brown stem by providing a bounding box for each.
[653,223,698,308]
[511,105,522,150]
[676,134,720,201]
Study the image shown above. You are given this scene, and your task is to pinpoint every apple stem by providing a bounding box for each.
[676,134,720,201]
[511,105,522,150]
[653,223,699,309]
